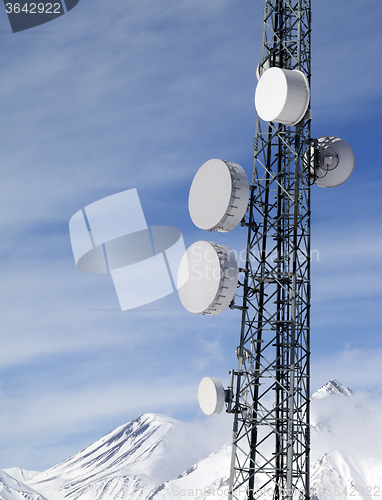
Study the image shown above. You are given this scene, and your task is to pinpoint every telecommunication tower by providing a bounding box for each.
[227,1,312,498]
[178,1,355,499]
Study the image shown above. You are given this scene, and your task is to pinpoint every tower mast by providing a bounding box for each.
[228,1,311,499]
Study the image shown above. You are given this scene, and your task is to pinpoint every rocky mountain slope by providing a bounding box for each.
[26,413,177,500]
[2,379,381,500]
[0,469,48,500]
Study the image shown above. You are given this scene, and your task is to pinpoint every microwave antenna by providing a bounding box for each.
[226,2,312,499]
[180,1,354,499]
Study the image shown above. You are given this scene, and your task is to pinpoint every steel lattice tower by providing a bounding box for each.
[227,1,311,499]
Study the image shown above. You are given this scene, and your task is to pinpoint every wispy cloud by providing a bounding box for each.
[312,347,382,395]
[0,0,381,474]
[311,388,382,462]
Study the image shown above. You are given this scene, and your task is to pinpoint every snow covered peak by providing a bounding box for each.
[0,469,48,500]
[312,379,353,400]
[4,401,380,500]
[26,413,179,500]
[3,468,40,483]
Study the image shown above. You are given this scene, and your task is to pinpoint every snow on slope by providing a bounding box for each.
[361,456,382,497]
[148,444,232,500]
[150,382,382,500]
[1,380,379,500]
[312,379,353,399]
[309,380,382,499]
[0,469,48,500]
[311,450,367,500]
[3,468,40,483]
[310,450,382,500]
[311,379,353,434]
[26,413,177,500]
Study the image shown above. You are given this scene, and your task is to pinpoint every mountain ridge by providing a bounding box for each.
[2,380,381,500]
[312,379,353,399]
[0,469,48,500]
[25,413,177,500]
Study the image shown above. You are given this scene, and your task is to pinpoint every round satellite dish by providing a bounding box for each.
[188,159,249,233]
[177,241,238,315]
[312,136,355,188]
[198,377,225,415]
[255,67,310,126]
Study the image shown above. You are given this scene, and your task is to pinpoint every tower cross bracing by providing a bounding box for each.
[228,1,311,499]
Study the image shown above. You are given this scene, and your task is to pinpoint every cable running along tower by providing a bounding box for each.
[180,1,354,499]
[227,2,311,499]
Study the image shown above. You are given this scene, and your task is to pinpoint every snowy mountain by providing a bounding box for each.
[311,379,353,434]
[26,413,179,500]
[2,469,40,483]
[312,379,353,399]
[310,450,382,500]
[2,380,382,500]
[148,444,231,500]
[22,413,229,500]
[309,380,382,499]
[0,469,48,500]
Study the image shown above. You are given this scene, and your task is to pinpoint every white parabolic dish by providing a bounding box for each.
[198,377,225,415]
[312,136,355,188]
[255,67,310,126]
[188,159,249,232]
[177,241,238,315]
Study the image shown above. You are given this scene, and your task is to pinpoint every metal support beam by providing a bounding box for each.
[228,1,311,499]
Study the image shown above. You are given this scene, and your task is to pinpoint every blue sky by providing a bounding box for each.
[0,0,382,472]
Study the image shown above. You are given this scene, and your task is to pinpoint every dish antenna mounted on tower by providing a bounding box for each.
[178,1,354,499]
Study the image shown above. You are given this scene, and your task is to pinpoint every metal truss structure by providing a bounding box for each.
[227,1,312,499]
